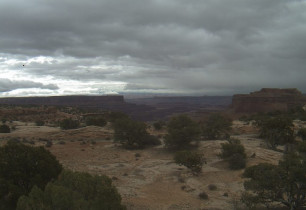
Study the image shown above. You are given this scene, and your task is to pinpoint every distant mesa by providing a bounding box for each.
[0,95,125,107]
[232,88,306,113]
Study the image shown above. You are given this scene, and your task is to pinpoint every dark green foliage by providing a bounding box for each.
[298,128,306,141]
[174,150,204,174]
[86,117,107,127]
[0,141,62,210]
[242,154,306,210]
[198,192,208,200]
[0,124,10,133]
[220,139,246,159]
[201,113,232,140]
[165,115,200,149]
[255,116,294,150]
[228,153,246,170]
[220,139,246,170]
[208,184,217,191]
[45,140,53,148]
[108,112,129,123]
[17,170,126,210]
[153,121,164,130]
[298,141,306,154]
[143,134,161,146]
[113,118,150,149]
[35,120,45,126]
[59,118,79,130]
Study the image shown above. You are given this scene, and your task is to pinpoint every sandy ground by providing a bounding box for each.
[0,121,286,210]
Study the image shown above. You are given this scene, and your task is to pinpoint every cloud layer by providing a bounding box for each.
[0,78,58,92]
[0,0,306,96]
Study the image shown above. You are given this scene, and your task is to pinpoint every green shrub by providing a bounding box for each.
[86,117,107,127]
[242,154,306,210]
[0,141,62,210]
[228,153,246,170]
[255,116,294,149]
[208,184,217,191]
[220,139,246,159]
[298,128,306,141]
[35,120,45,126]
[298,141,306,154]
[143,135,161,146]
[174,150,204,174]
[17,170,126,210]
[153,121,164,130]
[201,113,232,140]
[109,112,129,122]
[220,139,247,170]
[165,115,200,149]
[0,124,10,133]
[59,118,79,130]
[113,118,149,149]
[199,192,208,200]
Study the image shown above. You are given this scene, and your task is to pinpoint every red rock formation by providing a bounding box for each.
[232,88,306,113]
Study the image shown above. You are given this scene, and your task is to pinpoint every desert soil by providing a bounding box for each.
[0,121,287,210]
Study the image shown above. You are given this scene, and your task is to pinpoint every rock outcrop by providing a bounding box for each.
[232,88,306,113]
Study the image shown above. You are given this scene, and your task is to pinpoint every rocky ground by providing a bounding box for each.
[0,120,299,210]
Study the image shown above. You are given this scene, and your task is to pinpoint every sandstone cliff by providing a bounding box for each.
[232,88,306,113]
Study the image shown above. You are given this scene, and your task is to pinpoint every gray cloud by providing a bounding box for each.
[0,79,58,92]
[0,0,306,96]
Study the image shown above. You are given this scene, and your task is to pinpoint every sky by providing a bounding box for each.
[0,0,306,97]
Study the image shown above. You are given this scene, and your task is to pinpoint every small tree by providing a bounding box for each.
[0,124,10,133]
[113,118,150,149]
[298,128,306,141]
[86,117,107,127]
[165,115,200,149]
[174,150,204,174]
[255,116,294,150]
[220,139,246,170]
[201,113,232,140]
[35,120,45,126]
[242,153,306,210]
[0,141,62,210]
[59,118,79,130]
[153,121,164,130]
[17,170,126,210]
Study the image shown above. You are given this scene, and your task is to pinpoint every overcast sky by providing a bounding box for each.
[0,0,306,97]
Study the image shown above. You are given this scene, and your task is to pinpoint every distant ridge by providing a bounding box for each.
[0,95,124,107]
[232,88,306,113]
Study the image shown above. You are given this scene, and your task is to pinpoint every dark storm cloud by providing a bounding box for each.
[0,79,58,92]
[0,0,306,95]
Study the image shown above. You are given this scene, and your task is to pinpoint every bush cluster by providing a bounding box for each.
[35,120,45,126]
[201,113,232,140]
[113,117,160,149]
[0,124,10,133]
[86,117,107,127]
[174,150,204,173]
[242,153,306,210]
[165,115,200,149]
[255,116,294,150]
[0,141,126,210]
[153,121,165,130]
[17,170,126,210]
[220,139,246,170]
[59,118,80,130]
[0,141,62,209]
[298,128,306,141]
